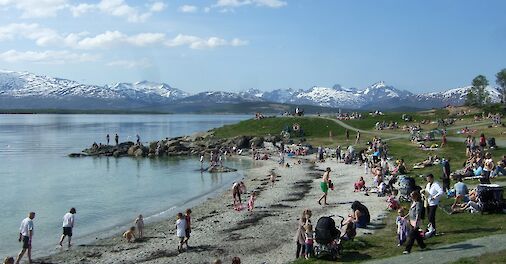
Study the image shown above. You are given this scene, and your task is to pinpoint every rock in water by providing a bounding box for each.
[68,153,87,157]
[207,166,238,173]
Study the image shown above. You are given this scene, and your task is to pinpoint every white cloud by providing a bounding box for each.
[0,0,67,18]
[70,3,95,17]
[0,49,98,64]
[125,33,166,46]
[0,23,247,50]
[214,0,286,9]
[76,31,126,49]
[0,23,62,46]
[107,58,151,69]
[150,1,166,12]
[96,0,151,23]
[165,34,248,49]
[230,38,249,46]
[253,0,286,8]
[179,5,198,13]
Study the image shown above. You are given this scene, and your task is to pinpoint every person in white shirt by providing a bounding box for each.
[425,174,443,233]
[16,212,35,264]
[59,208,76,247]
[176,212,187,253]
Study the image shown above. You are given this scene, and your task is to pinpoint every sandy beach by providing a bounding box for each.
[38,153,389,264]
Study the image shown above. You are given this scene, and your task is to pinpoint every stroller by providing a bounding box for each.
[314,215,356,260]
[477,184,504,213]
[399,176,416,202]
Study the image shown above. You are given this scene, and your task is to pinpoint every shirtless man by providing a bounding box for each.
[318,167,331,206]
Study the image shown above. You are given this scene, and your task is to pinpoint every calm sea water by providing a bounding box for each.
[0,114,251,257]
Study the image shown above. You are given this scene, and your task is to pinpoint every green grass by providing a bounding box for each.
[291,128,506,263]
[451,249,506,264]
[343,110,448,131]
[212,117,346,141]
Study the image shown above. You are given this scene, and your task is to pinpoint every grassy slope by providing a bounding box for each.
[213,117,347,145]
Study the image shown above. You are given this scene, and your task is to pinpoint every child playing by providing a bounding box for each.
[270,172,276,187]
[176,212,187,252]
[123,226,136,243]
[395,208,408,246]
[354,176,366,192]
[247,191,257,212]
[304,224,314,259]
[386,190,400,210]
[184,209,192,248]
[134,214,144,239]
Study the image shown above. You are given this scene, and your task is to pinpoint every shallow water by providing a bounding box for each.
[0,114,250,257]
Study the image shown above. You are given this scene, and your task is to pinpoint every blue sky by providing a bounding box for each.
[0,0,505,93]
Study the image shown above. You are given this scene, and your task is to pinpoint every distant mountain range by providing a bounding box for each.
[0,70,502,113]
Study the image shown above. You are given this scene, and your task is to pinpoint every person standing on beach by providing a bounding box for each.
[15,212,35,264]
[115,133,119,146]
[183,209,192,249]
[176,212,187,252]
[134,215,144,239]
[318,167,331,205]
[336,145,341,162]
[59,208,76,248]
[200,154,205,170]
[106,134,110,145]
[345,129,350,141]
[136,134,141,145]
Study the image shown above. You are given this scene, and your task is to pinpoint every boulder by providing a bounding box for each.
[249,137,264,148]
[127,145,139,156]
[207,166,238,173]
[134,148,146,157]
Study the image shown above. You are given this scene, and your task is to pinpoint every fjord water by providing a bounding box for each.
[0,114,250,257]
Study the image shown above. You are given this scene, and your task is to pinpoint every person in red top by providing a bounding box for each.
[184,208,192,249]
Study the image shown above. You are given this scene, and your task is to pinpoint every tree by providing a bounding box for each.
[496,68,506,105]
[468,75,489,107]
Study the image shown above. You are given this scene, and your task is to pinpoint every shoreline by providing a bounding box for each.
[38,152,390,264]
[23,156,253,260]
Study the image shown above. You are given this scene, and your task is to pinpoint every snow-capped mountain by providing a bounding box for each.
[241,81,418,109]
[418,86,501,104]
[0,70,119,98]
[0,70,188,102]
[181,91,264,104]
[0,69,502,111]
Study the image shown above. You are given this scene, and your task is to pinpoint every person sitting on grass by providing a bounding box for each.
[451,177,469,210]
[492,155,506,177]
[122,227,136,243]
[452,194,482,214]
[343,201,370,229]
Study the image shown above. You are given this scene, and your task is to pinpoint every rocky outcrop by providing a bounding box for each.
[70,132,295,158]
